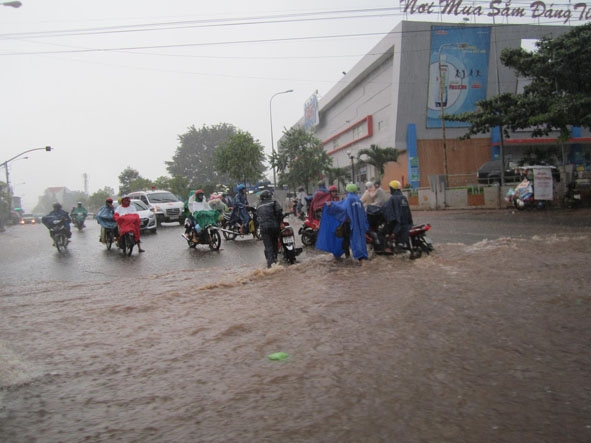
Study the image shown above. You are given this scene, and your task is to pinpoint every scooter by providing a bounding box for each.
[364,206,433,259]
[72,213,86,231]
[279,214,302,264]
[44,217,70,252]
[182,210,221,251]
[298,214,320,247]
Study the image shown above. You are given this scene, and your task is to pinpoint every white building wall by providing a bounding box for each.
[288,21,588,180]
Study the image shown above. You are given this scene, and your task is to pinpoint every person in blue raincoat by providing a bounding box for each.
[316,183,369,262]
[229,184,251,234]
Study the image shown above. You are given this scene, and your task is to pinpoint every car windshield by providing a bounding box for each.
[149,192,178,203]
[131,200,148,211]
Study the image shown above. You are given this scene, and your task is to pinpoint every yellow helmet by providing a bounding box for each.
[389,180,401,190]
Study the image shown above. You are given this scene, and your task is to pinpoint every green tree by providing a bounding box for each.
[215,130,266,185]
[272,127,332,190]
[88,186,115,211]
[166,123,236,189]
[324,166,349,192]
[118,167,153,195]
[450,23,591,141]
[356,144,399,179]
[153,175,190,199]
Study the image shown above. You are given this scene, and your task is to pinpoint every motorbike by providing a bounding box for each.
[563,181,582,209]
[505,179,549,210]
[279,214,303,264]
[72,213,87,231]
[365,205,433,259]
[115,214,140,256]
[43,217,70,252]
[182,210,222,251]
[103,227,118,250]
[298,213,320,247]
[220,207,261,240]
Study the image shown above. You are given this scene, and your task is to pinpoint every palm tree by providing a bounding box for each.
[324,166,349,192]
[356,144,399,180]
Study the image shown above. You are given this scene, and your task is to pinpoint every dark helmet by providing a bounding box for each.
[297,186,304,192]
[260,190,273,201]
[106,198,113,204]
[52,202,62,210]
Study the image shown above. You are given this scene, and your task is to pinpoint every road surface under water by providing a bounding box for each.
[1,209,590,442]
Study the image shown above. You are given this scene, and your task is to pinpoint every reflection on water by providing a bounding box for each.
[1,235,590,442]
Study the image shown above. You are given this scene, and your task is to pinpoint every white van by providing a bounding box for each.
[127,190,185,226]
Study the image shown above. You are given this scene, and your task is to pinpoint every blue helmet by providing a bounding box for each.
[237,184,246,191]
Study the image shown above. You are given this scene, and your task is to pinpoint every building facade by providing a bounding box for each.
[291,21,590,191]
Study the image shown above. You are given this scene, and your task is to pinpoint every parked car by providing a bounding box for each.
[113,199,157,234]
[19,213,37,225]
[477,160,520,184]
[126,190,185,226]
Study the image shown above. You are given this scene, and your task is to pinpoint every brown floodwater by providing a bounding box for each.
[1,231,590,442]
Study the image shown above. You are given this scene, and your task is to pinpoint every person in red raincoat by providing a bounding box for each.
[114,196,145,252]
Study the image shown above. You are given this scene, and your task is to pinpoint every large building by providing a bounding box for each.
[291,20,590,189]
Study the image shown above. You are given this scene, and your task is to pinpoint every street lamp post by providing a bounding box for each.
[269,89,293,189]
[347,151,355,183]
[1,146,52,215]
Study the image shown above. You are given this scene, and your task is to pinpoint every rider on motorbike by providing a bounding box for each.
[42,202,72,241]
[95,198,117,243]
[114,196,145,253]
[256,189,283,268]
[70,202,88,228]
[183,190,212,237]
[229,184,252,234]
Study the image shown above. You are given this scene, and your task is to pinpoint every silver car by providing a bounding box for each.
[130,199,157,234]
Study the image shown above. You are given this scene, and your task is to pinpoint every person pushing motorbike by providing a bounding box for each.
[256,190,283,268]
[382,180,413,252]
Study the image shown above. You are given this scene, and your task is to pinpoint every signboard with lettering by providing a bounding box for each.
[426,26,491,128]
[401,0,591,24]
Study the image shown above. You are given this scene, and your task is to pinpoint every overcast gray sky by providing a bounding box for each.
[1,0,405,210]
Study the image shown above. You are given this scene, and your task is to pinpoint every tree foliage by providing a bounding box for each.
[324,166,349,192]
[450,23,591,141]
[214,130,266,185]
[166,123,236,189]
[118,167,153,195]
[356,144,399,179]
[272,127,332,190]
[153,175,190,199]
[88,186,115,210]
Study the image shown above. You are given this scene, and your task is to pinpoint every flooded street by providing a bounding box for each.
[1,209,590,442]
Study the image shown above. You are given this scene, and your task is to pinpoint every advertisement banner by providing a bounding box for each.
[304,93,319,130]
[427,26,491,128]
[533,167,554,200]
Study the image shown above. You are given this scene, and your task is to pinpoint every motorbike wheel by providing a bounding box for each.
[121,233,135,256]
[105,230,114,250]
[285,248,296,264]
[208,229,221,251]
[514,199,525,211]
[253,224,262,240]
[54,233,68,252]
[301,230,316,246]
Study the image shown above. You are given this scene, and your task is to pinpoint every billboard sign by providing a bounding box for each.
[304,93,319,130]
[427,26,491,128]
